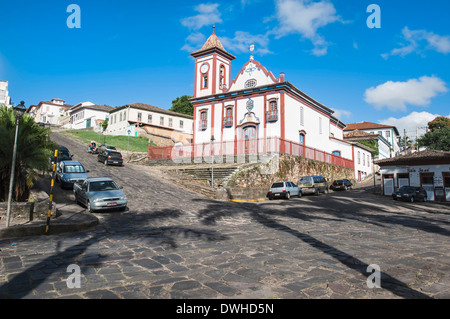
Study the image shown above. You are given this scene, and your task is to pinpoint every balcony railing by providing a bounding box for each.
[148,137,355,169]
[199,120,208,131]
[223,116,233,128]
[266,110,278,122]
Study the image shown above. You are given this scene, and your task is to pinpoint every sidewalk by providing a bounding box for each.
[0,203,99,239]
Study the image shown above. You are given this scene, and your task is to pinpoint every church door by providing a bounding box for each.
[243,126,257,154]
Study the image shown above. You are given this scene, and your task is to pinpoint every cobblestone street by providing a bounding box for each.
[0,132,449,299]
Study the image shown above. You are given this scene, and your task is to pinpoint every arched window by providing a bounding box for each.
[333,150,341,156]
[299,133,306,145]
[300,106,304,126]
[266,99,278,122]
[223,106,233,127]
[219,65,225,89]
[199,110,208,130]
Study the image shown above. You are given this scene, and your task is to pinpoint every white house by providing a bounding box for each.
[344,122,401,158]
[34,98,73,125]
[107,102,194,146]
[376,150,450,201]
[69,102,114,130]
[188,27,367,175]
[343,129,391,160]
[0,81,11,107]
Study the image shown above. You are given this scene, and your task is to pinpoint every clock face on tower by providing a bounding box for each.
[200,63,209,74]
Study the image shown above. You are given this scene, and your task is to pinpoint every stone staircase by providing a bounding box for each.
[167,163,255,187]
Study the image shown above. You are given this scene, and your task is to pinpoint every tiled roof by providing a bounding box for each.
[116,102,193,119]
[344,129,378,138]
[376,149,450,166]
[344,121,395,131]
[190,27,236,60]
[70,104,114,113]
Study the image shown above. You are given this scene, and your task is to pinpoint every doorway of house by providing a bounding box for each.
[243,126,257,154]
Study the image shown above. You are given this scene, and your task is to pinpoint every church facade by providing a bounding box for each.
[188,28,372,180]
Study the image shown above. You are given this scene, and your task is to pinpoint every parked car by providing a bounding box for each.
[330,179,353,191]
[298,175,329,196]
[74,178,127,212]
[267,181,302,200]
[96,144,116,154]
[98,150,124,166]
[56,161,90,189]
[49,146,73,171]
[392,186,428,203]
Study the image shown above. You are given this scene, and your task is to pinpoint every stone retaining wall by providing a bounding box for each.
[0,190,55,224]
[216,188,269,201]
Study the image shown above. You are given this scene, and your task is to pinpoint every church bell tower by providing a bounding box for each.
[190,26,236,98]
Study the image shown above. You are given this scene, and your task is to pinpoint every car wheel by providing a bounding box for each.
[286,192,290,200]
[324,188,329,195]
[104,160,108,166]
[298,192,302,198]
[315,188,320,196]
[87,201,94,213]
[344,186,348,191]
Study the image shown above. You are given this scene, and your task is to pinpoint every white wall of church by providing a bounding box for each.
[228,61,277,93]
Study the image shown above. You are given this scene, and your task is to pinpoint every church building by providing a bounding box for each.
[188,27,372,180]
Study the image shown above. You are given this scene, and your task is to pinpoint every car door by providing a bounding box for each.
[56,162,63,181]
[290,182,299,196]
[79,180,89,205]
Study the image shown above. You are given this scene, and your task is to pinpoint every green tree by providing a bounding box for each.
[169,95,193,116]
[0,106,56,202]
[428,116,450,132]
[356,139,379,156]
[417,116,450,151]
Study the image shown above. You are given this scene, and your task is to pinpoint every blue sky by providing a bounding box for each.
[1,0,449,138]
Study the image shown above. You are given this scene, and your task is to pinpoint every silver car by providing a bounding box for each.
[74,178,127,212]
[56,161,89,189]
[267,181,302,200]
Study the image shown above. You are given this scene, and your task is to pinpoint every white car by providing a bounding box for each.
[267,181,302,200]
[74,177,127,212]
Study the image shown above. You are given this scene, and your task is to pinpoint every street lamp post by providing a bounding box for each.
[5,101,27,227]
[211,136,215,188]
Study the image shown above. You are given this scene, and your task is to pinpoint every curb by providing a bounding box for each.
[229,198,267,203]
[0,214,99,239]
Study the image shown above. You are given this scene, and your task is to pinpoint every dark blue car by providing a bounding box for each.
[392,186,428,203]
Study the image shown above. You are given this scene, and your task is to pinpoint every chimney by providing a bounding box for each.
[280,72,285,82]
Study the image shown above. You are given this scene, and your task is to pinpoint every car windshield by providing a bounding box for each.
[64,165,85,173]
[298,177,313,185]
[59,151,71,159]
[271,183,284,188]
[399,186,414,192]
[89,181,119,192]
[334,180,343,184]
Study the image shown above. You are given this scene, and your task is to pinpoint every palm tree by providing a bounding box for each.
[0,106,57,202]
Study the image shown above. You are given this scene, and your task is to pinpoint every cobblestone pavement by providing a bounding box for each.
[0,132,449,299]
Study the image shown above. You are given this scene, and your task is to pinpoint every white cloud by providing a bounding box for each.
[379,111,449,141]
[333,109,351,120]
[364,76,448,111]
[181,32,206,52]
[383,27,450,59]
[181,3,222,30]
[272,0,342,56]
[220,31,272,55]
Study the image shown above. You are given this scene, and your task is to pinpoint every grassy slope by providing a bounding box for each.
[61,130,156,153]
